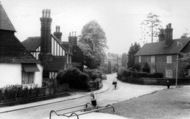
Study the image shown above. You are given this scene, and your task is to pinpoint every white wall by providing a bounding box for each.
[0,64,22,88]
[34,64,43,87]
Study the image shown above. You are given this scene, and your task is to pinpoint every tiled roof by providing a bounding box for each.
[22,37,41,51]
[22,35,70,52]
[0,3,15,31]
[0,32,38,63]
[136,38,190,56]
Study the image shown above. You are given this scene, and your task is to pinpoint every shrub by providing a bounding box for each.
[0,85,42,102]
[84,69,103,81]
[142,62,150,73]
[57,67,91,90]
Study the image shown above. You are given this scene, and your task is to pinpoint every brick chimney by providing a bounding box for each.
[69,32,77,46]
[40,9,52,55]
[165,23,173,46]
[158,29,165,42]
[53,26,62,41]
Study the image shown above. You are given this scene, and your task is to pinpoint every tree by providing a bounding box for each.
[142,62,150,73]
[127,43,141,69]
[79,20,107,69]
[121,53,128,68]
[141,13,162,43]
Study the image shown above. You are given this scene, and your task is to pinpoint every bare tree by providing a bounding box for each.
[141,13,162,43]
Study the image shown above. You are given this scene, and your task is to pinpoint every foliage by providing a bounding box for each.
[142,62,150,73]
[79,20,107,69]
[121,53,128,68]
[117,68,163,81]
[141,13,162,42]
[84,69,103,81]
[57,68,90,90]
[127,43,141,69]
[0,85,41,101]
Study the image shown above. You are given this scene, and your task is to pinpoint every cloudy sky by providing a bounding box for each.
[1,0,190,54]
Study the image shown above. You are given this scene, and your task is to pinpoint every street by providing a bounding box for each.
[0,73,164,119]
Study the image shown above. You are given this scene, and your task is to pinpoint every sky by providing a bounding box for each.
[1,0,190,54]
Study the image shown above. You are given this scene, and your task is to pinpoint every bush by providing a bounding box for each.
[117,68,163,81]
[57,67,91,90]
[142,62,150,73]
[84,69,103,81]
[0,85,42,102]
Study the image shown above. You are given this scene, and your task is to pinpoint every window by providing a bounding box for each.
[139,56,141,63]
[165,69,173,78]
[22,72,34,84]
[166,56,172,64]
[151,56,155,64]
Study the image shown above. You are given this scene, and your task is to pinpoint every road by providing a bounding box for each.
[0,73,164,119]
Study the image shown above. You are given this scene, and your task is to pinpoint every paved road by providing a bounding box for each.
[0,73,165,119]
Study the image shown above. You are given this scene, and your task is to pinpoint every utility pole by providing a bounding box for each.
[175,54,179,88]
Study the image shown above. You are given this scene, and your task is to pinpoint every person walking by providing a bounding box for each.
[166,79,170,89]
[112,78,118,90]
[90,92,97,108]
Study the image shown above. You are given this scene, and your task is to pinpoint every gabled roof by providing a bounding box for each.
[136,38,190,56]
[22,35,69,52]
[0,32,38,63]
[0,3,15,31]
[22,37,41,51]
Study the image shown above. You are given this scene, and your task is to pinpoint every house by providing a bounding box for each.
[22,9,83,80]
[135,23,190,78]
[0,3,43,88]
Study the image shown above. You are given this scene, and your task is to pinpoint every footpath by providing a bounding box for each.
[0,81,109,113]
[107,85,190,119]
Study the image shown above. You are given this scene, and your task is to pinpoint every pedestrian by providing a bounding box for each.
[166,79,170,89]
[90,92,97,108]
[112,78,118,89]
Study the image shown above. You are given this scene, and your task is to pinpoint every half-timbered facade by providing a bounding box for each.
[23,9,72,79]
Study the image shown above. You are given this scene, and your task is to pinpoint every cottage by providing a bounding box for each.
[0,3,43,88]
[135,23,190,78]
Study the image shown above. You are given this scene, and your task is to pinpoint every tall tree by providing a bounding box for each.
[121,53,128,68]
[127,43,141,69]
[141,13,162,43]
[79,20,107,69]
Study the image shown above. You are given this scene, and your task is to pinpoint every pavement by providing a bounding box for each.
[104,85,190,119]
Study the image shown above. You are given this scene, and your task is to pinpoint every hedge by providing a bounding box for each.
[57,68,103,91]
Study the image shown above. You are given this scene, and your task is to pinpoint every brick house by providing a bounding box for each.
[135,23,190,78]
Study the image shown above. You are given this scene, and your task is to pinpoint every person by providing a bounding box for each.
[166,79,170,89]
[112,78,118,89]
[90,92,97,108]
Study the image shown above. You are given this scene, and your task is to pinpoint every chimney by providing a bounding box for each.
[165,23,173,46]
[158,29,165,42]
[40,9,52,55]
[53,26,62,41]
[68,31,77,46]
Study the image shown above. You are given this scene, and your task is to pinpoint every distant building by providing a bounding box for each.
[0,3,43,88]
[135,23,190,78]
